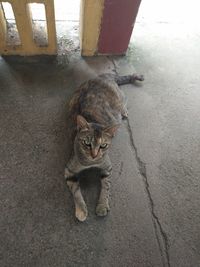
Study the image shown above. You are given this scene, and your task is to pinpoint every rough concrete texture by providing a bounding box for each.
[1,0,200,266]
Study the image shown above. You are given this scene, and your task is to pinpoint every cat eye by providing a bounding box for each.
[100,143,108,149]
[83,140,91,146]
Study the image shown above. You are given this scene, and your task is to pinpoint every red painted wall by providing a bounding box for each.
[98,0,142,54]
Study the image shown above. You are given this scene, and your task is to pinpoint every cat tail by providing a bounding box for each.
[114,74,144,86]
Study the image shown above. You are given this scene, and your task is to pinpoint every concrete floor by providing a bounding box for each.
[1,1,200,266]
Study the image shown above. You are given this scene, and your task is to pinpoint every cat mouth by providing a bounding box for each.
[90,156,99,161]
[90,154,102,161]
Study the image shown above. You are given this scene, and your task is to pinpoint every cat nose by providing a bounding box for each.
[91,148,99,158]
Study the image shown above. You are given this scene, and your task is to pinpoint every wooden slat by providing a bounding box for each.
[0,0,57,55]
[45,0,57,54]
[0,3,7,51]
[80,0,105,56]
[11,1,34,50]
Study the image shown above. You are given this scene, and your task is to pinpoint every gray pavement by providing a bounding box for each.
[1,1,200,266]
[0,54,164,267]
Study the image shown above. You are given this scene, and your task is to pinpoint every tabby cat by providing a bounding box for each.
[65,73,144,221]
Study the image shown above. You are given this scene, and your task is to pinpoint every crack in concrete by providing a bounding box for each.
[108,57,170,266]
[125,119,170,267]
[107,56,118,75]
[119,162,123,176]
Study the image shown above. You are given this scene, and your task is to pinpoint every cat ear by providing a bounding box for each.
[104,124,120,137]
[77,115,89,131]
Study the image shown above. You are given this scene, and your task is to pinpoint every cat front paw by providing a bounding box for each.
[75,203,88,222]
[96,203,110,217]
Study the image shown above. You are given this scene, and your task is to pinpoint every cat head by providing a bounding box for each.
[75,115,120,161]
